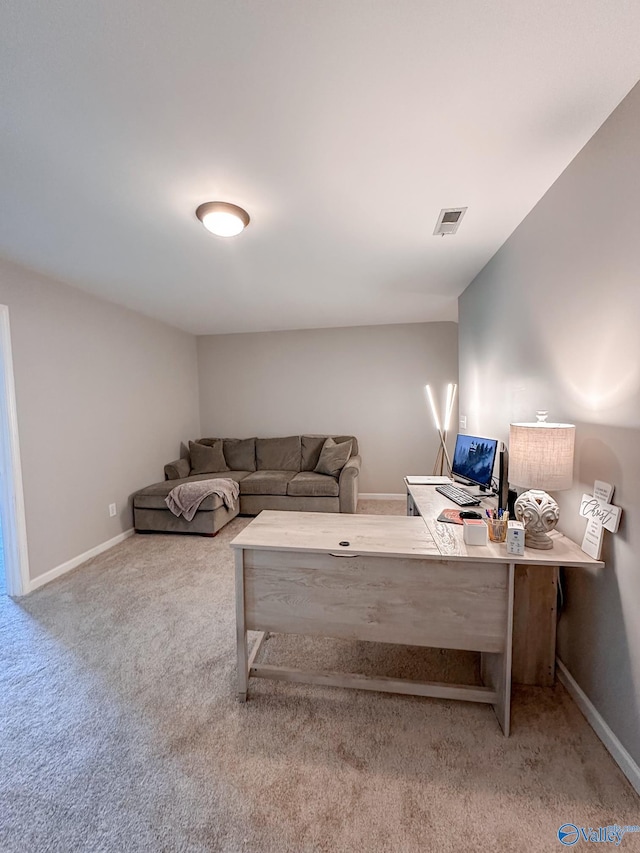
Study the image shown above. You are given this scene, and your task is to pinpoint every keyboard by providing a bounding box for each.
[435,483,482,506]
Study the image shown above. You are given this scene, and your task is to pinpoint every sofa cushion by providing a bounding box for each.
[287,471,340,498]
[189,440,228,475]
[302,435,358,470]
[240,470,298,496]
[256,436,301,471]
[314,437,353,477]
[137,491,224,512]
[223,438,257,472]
[135,471,251,509]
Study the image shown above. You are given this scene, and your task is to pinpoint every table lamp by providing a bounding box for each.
[508,412,575,550]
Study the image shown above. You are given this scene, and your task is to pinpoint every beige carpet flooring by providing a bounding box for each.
[1,500,638,852]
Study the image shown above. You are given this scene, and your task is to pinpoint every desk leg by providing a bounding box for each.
[512,564,558,686]
[235,549,248,702]
[406,490,417,516]
[407,489,420,515]
[481,563,515,736]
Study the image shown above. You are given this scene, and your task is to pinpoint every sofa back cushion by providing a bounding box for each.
[222,437,257,472]
[256,436,302,471]
[301,435,358,471]
[189,440,228,475]
[314,437,353,477]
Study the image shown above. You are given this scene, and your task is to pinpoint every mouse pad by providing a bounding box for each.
[436,508,465,525]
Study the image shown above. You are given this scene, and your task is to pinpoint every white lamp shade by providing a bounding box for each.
[509,422,575,491]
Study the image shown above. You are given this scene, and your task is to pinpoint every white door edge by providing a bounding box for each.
[0,304,30,596]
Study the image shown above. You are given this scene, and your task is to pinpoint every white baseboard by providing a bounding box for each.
[28,528,135,593]
[557,658,640,795]
[359,493,405,501]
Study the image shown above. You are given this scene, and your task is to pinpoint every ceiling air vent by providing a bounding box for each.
[433,207,467,236]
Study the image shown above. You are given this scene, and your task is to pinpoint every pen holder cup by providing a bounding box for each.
[486,518,508,543]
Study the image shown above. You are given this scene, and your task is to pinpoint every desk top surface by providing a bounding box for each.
[231,510,440,558]
[406,482,604,568]
[232,499,603,568]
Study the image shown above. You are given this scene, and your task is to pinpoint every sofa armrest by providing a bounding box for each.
[338,454,361,513]
[164,458,190,481]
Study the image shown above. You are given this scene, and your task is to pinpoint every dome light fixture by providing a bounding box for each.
[195,201,250,237]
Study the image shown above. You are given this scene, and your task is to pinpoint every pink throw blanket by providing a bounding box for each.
[165,478,239,521]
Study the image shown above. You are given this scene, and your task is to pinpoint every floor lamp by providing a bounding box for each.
[425,384,457,475]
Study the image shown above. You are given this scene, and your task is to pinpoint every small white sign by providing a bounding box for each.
[593,480,614,503]
[579,482,621,560]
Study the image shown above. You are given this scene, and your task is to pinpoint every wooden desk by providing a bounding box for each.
[405,482,601,686]
[231,506,602,735]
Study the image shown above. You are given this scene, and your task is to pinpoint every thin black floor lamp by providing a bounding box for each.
[425,383,457,476]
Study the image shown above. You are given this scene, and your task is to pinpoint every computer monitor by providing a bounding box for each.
[451,434,499,491]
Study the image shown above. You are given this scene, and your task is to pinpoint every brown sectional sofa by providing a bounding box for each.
[133,434,361,536]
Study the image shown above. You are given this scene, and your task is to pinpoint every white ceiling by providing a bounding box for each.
[1,2,639,336]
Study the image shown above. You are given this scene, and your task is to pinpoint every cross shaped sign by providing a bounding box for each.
[579,480,622,560]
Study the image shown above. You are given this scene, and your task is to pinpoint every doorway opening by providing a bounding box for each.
[0,304,29,596]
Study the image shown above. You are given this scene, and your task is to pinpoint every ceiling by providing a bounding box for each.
[1,2,639,336]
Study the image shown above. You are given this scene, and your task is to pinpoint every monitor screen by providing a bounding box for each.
[451,434,498,489]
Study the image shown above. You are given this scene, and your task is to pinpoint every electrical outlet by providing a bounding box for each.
[459,415,467,430]
[109,503,117,517]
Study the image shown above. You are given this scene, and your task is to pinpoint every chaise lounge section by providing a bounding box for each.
[133,434,360,536]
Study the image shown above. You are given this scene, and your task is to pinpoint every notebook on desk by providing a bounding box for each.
[406,476,452,485]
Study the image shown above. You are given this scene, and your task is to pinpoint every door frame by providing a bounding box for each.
[0,305,30,595]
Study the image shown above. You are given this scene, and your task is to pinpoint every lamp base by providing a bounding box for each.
[514,489,560,550]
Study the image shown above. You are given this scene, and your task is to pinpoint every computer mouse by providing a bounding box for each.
[459,510,483,519]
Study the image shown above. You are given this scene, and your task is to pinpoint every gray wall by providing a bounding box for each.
[458,83,640,765]
[0,257,200,581]
[197,322,458,494]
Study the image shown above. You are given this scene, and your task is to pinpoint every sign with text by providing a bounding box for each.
[579,481,621,560]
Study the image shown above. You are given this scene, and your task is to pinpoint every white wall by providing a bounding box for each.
[0,257,200,581]
[197,322,458,494]
[458,83,640,766]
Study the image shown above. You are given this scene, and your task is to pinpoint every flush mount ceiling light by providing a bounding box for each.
[195,201,250,237]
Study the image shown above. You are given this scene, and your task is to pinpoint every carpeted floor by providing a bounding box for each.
[1,500,638,852]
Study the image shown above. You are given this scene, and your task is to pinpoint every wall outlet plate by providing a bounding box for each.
[109,503,117,517]
[459,415,467,429]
